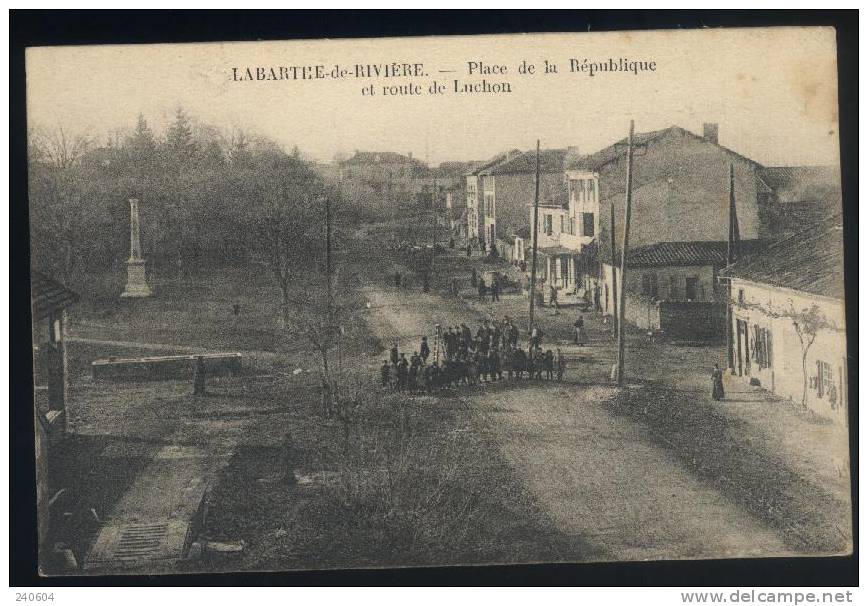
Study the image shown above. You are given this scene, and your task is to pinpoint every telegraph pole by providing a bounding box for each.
[615,120,635,386]
[528,140,541,334]
[725,163,737,372]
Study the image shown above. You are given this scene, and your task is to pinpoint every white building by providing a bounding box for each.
[720,215,847,425]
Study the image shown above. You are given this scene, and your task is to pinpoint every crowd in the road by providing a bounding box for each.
[379,317,567,393]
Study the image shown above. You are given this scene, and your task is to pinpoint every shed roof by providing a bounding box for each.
[482,148,568,175]
[31,271,79,320]
[719,214,845,300]
[602,239,768,268]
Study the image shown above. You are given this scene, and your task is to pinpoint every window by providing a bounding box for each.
[738,289,745,305]
[543,214,553,235]
[685,277,698,300]
[570,217,576,235]
[484,193,495,218]
[582,213,595,237]
[669,276,680,300]
[752,325,773,370]
[588,179,596,201]
[641,273,658,299]
[560,215,565,234]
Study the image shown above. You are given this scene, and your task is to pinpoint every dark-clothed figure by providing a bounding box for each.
[711,364,725,401]
[550,285,559,314]
[594,286,602,312]
[470,267,477,288]
[556,349,566,382]
[390,343,399,365]
[380,360,390,387]
[477,278,486,302]
[394,271,402,287]
[397,354,409,390]
[466,243,472,258]
[574,316,586,346]
[544,350,554,380]
[420,337,430,362]
[461,323,472,345]
[408,361,419,393]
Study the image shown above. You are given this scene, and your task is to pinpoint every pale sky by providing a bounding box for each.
[26,28,840,167]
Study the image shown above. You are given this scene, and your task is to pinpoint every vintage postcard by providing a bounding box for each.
[26,27,850,576]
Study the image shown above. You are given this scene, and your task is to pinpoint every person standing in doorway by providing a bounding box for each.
[550,284,559,315]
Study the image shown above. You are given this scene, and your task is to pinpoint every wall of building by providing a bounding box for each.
[729,279,848,424]
[493,171,564,240]
[596,129,763,254]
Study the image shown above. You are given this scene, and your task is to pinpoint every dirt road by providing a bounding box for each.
[363,283,806,561]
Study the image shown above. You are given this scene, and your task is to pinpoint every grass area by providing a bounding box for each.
[604,384,851,555]
[201,373,597,571]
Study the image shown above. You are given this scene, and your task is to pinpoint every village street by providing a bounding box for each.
[361,267,851,560]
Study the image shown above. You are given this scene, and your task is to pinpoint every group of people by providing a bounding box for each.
[379,318,567,393]
[470,268,502,302]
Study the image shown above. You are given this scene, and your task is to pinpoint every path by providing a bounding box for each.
[362,283,802,561]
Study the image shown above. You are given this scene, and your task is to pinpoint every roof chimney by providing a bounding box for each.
[703,123,719,145]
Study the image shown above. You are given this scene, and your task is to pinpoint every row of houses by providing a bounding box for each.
[450,123,846,424]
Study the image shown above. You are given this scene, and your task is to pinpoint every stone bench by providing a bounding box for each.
[92,353,242,382]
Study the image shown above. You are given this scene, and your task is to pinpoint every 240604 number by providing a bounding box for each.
[15,594,54,602]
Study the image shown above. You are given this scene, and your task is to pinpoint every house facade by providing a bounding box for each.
[720,216,847,425]
[478,147,571,254]
[465,150,521,246]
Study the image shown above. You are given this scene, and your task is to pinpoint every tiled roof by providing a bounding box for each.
[602,239,768,267]
[482,148,568,175]
[566,126,764,173]
[31,271,79,320]
[720,214,844,300]
[467,150,523,176]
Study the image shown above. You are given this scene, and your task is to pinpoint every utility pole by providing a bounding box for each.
[610,199,619,340]
[725,163,737,372]
[528,140,541,335]
[615,120,635,386]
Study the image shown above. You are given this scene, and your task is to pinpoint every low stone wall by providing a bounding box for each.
[659,301,726,342]
[92,353,242,382]
[624,293,661,331]
[622,295,725,342]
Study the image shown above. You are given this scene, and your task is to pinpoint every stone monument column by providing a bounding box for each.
[121,198,152,298]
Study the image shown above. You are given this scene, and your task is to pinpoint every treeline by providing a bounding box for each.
[28,109,360,291]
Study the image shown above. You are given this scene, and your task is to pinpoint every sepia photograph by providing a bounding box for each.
[20,21,853,579]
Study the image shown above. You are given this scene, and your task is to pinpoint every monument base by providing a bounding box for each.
[121,259,152,298]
